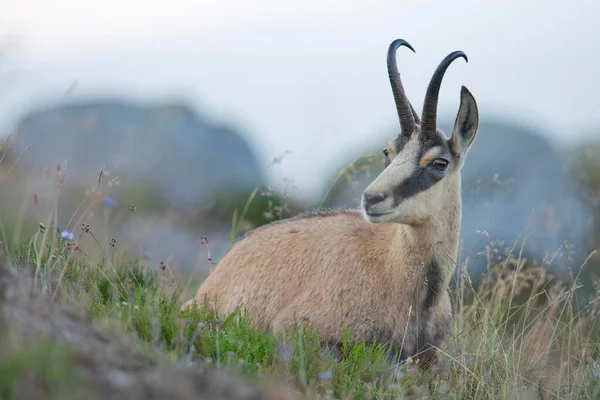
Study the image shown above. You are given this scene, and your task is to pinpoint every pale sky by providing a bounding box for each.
[1,0,599,201]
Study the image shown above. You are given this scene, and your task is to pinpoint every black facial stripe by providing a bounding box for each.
[388,131,453,196]
[392,164,444,204]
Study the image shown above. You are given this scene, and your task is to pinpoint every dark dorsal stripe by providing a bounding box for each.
[415,258,444,360]
[423,258,443,309]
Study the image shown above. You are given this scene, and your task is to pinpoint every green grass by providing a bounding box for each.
[4,225,600,399]
[5,230,412,398]
[0,332,77,400]
[2,150,600,399]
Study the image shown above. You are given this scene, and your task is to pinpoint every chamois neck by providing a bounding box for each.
[394,180,462,281]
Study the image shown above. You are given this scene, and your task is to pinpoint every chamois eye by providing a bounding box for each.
[432,159,448,171]
[382,149,389,158]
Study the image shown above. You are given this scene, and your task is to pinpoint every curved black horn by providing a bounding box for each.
[387,39,417,134]
[420,51,468,134]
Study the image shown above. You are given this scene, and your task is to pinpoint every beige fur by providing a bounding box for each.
[183,40,480,368]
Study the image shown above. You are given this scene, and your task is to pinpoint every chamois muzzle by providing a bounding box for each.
[362,190,391,217]
[363,191,387,208]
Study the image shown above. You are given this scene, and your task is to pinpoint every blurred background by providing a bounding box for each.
[1,0,599,287]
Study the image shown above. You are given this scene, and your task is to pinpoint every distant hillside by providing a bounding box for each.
[7,99,262,209]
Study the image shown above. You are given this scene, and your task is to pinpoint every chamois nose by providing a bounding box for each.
[363,191,387,208]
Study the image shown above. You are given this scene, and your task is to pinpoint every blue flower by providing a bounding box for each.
[61,231,74,241]
[104,197,117,209]
[318,371,333,382]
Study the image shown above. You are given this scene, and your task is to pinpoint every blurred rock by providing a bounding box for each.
[7,99,262,210]
[1,99,278,274]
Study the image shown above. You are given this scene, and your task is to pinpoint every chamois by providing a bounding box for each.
[183,39,479,367]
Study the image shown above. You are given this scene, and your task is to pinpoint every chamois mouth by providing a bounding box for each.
[364,210,394,220]
[365,211,392,217]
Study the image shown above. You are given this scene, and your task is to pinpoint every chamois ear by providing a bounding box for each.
[449,86,479,160]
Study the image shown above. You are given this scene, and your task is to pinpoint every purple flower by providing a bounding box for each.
[318,371,333,382]
[61,231,74,241]
[104,197,117,209]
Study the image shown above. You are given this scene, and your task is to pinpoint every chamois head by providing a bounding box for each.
[361,39,479,225]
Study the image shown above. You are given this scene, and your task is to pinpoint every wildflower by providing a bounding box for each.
[318,371,333,382]
[61,231,74,241]
[104,196,117,209]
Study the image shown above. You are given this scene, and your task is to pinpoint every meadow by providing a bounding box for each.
[1,137,600,400]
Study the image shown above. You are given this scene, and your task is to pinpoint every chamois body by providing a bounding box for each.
[184,39,480,367]
[189,200,460,362]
